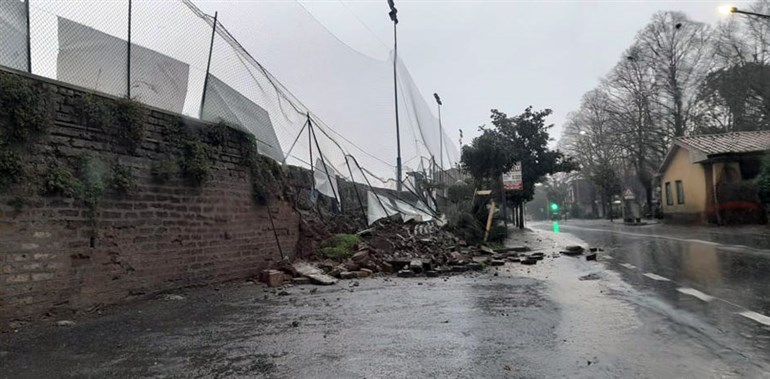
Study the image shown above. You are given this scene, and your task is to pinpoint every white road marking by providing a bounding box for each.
[739,311,770,326]
[643,273,670,281]
[619,263,636,270]
[677,287,714,302]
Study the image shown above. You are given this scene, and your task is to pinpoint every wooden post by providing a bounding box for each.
[483,200,496,242]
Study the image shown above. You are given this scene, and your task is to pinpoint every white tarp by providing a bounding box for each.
[313,157,341,201]
[201,74,284,162]
[57,17,189,113]
[0,0,28,71]
[366,190,435,226]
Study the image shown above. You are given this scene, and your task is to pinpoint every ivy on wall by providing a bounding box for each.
[0,70,285,225]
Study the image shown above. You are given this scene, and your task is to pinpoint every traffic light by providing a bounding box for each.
[550,203,559,212]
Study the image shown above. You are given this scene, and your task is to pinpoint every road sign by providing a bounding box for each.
[503,162,523,190]
[623,189,635,200]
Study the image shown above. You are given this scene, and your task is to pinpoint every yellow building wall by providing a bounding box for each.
[662,147,708,216]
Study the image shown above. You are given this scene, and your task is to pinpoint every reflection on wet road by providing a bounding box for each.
[533,220,770,363]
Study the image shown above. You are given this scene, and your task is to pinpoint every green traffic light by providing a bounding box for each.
[550,203,559,211]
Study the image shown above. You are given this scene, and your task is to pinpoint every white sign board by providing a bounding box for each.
[502,162,523,191]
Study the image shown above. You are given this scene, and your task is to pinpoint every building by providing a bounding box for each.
[657,131,770,224]
[566,178,600,218]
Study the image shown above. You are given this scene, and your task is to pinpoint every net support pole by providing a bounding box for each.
[308,116,341,210]
[199,11,218,119]
[306,114,325,223]
[348,154,392,221]
[344,155,368,226]
[127,0,132,98]
[282,119,308,165]
[266,205,285,260]
[25,0,30,73]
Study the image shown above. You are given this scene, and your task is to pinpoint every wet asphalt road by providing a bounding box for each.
[2,224,770,378]
[532,220,770,365]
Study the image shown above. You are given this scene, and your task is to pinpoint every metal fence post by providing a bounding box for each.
[199,11,218,119]
[127,0,132,98]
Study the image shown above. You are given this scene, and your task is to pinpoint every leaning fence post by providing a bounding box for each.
[199,11,218,119]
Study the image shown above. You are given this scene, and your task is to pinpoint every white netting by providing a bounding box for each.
[0,0,28,72]
[3,0,461,194]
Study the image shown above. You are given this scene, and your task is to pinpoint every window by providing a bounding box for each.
[676,180,684,204]
[665,182,672,205]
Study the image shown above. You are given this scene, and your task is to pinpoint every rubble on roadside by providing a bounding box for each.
[261,219,606,287]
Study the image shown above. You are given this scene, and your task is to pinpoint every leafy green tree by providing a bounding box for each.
[461,107,576,226]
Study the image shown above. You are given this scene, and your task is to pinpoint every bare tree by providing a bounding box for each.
[562,89,625,218]
[636,11,713,137]
[604,44,668,213]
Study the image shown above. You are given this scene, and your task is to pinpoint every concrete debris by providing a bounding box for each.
[293,262,338,285]
[291,277,311,285]
[56,320,76,327]
[565,245,584,253]
[520,258,537,265]
[357,268,372,277]
[296,219,547,281]
[409,260,424,273]
[467,262,484,271]
[397,269,416,278]
[260,270,285,287]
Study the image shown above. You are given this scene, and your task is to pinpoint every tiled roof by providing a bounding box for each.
[676,131,770,156]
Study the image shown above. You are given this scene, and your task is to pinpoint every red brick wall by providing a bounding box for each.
[0,73,299,327]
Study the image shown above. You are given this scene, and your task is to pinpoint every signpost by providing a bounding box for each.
[502,162,523,190]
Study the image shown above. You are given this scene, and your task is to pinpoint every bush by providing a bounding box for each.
[180,139,211,185]
[113,97,146,154]
[109,162,137,194]
[0,71,53,145]
[0,149,24,189]
[78,94,113,130]
[44,163,81,197]
[319,233,361,260]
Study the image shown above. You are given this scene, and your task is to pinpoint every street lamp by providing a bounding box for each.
[433,92,443,185]
[719,4,770,19]
[387,0,402,191]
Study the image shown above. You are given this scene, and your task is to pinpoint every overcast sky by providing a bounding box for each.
[196,0,745,155]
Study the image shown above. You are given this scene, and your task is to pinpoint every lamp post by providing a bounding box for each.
[388,0,402,191]
[433,92,443,186]
[719,4,770,19]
